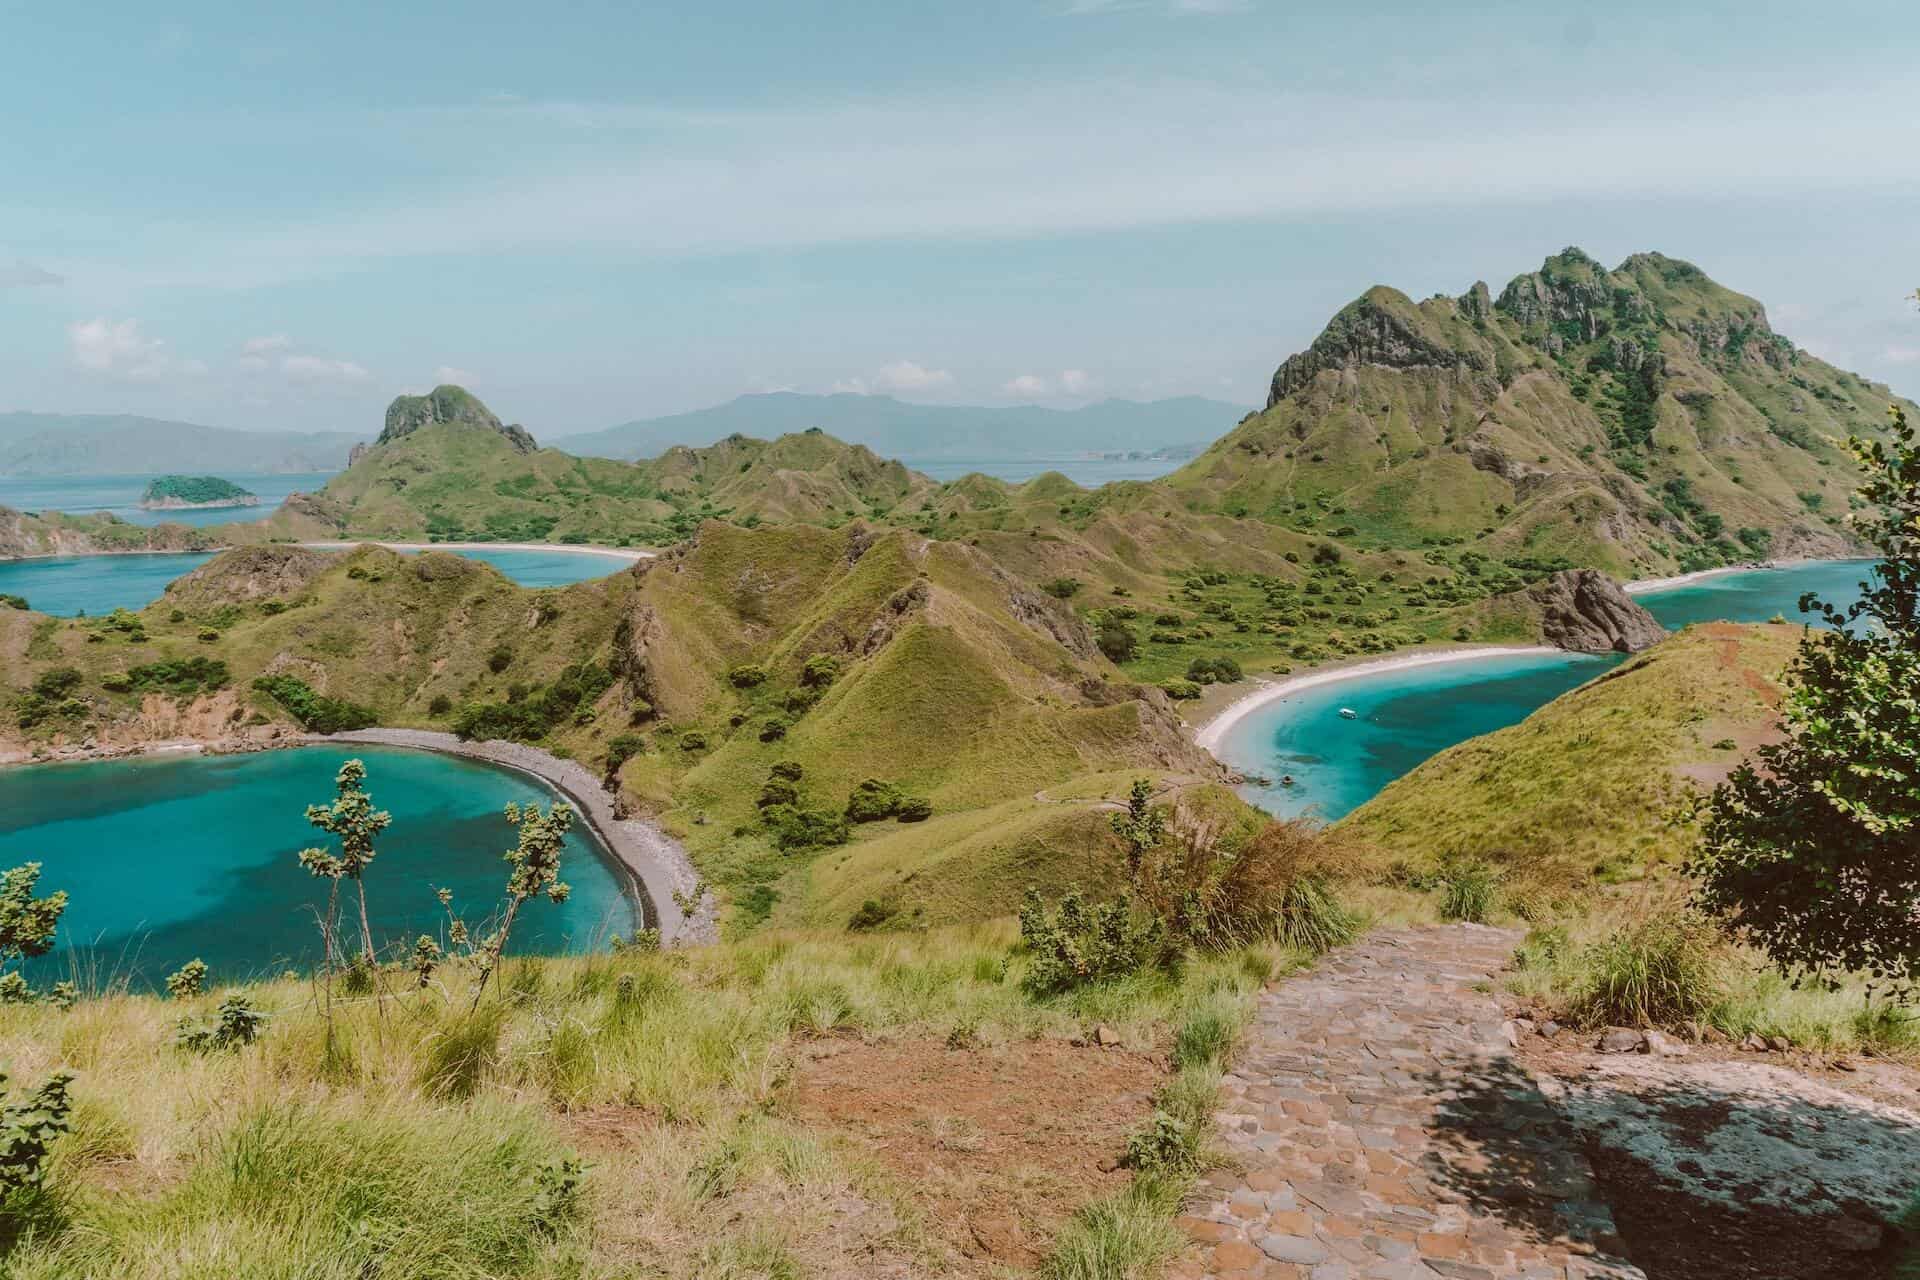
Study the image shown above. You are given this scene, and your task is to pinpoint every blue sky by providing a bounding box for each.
[3,0,1918,435]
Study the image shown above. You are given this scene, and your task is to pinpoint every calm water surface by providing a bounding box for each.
[0,472,335,527]
[0,745,633,985]
[1222,560,1876,821]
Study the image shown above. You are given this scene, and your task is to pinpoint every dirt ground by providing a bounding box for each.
[786,1032,1163,1275]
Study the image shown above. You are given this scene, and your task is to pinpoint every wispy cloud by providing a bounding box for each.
[833,360,953,395]
[434,364,475,385]
[240,333,293,356]
[68,318,203,380]
[1001,369,1095,398]
[0,260,63,289]
[280,354,370,383]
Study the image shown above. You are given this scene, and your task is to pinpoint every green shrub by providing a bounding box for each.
[1159,679,1202,700]
[756,778,801,809]
[799,654,841,688]
[768,760,804,782]
[100,673,132,693]
[254,675,378,734]
[428,694,453,716]
[1120,1111,1199,1177]
[761,804,849,853]
[1017,889,1162,996]
[605,733,646,773]
[679,729,708,751]
[1437,860,1499,923]
[487,645,514,673]
[0,1069,73,1197]
[726,663,768,688]
[1171,1008,1236,1071]
[1185,656,1243,685]
[0,595,26,611]
[164,959,208,1000]
[847,900,897,932]
[1041,578,1083,599]
[1566,912,1725,1028]
[1096,620,1140,663]
[175,995,267,1053]
[896,796,933,823]
[452,663,612,742]
[757,715,791,742]
[845,778,903,822]
[127,656,230,696]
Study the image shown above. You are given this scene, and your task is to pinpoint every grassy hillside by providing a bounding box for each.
[0,506,222,558]
[1163,249,1903,577]
[1337,622,1800,887]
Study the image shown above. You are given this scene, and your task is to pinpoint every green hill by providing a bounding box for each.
[1162,250,1904,577]
[138,475,258,510]
[0,412,361,475]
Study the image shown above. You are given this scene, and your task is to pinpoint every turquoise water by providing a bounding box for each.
[1223,559,1876,821]
[0,746,633,985]
[0,545,629,615]
[0,473,335,527]
[0,552,217,616]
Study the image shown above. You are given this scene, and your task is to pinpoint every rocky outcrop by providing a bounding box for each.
[376,385,537,454]
[1527,569,1668,654]
[1268,291,1489,406]
[161,545,332,606]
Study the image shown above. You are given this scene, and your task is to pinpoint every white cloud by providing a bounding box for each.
[1060,369,1093,394]
[281,354,371,382]
[241,333,293,355]
[434,365,475,385]
[1001,373,1052,397]
[834,360,953,395]
[0,260,62,289]
[1001,369,1096,398]
[68,318,194,380]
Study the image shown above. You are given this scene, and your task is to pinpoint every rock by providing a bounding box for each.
[1679,1019,1705,1042]
[1538,1019,1561,1038]
[1766,1035,1791,1053]
[1825,1215,1884,1253]
[1642,1030,1690,1057]
[1834,1058,1858,1072]
[1598,1027,1646,1054]
[1742,1032,1769,1052]
[1258,1234,1330,1265]
[1092,1024,1120,1048]
[1502,1020,1524,1047]
[1527,569,1668,654]
[377,384,537,454]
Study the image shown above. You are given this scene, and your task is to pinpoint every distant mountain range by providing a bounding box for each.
[552,392,1250,461]
[0,413,365,476]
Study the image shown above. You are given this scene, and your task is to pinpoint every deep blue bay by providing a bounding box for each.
[1217,560,1876,821]
[0,745,633,985]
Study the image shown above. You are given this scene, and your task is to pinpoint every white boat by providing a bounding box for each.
[1338,707,1358,720]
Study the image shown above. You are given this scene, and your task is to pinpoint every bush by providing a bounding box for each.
[762,804,849,853]
[605,733,646,773]
[1132,814,1358,954]
[847,899,897,932]
[487,645,514,674]
[757,715,791,742]
[0,595,26,611]
[1437,860,1499,922]
[896,796,933,823]
[1159,679,1202,700]
[726,663,768,689]
[1120,1111,1199,1177]
[1017,889,1162,996]
[254,676,378,734]
[845,778,903,822]
[165,958,208,1000]
[1185,656,1242,685]
[175,995,267,1053]
[1096,620,1140,664]
[0,1070,73,1197]
[127,656,231,696]
[452,663,612,742]
[428,694,453,716]
[800,654,841,688]
[1041,578,1082,599]
[1566,912,1725,1028]
[678,729,708,751]
[768,760,805,782]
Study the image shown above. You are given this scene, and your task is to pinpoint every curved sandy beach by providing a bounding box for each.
[1192,646,1563,753]
[298,539,654,562]
[319,728,716,946]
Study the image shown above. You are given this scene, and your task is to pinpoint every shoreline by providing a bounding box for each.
[1192,645,1565,753]
[316,729,713,946]
[1623,559,1778,595]
[298,539,654,562]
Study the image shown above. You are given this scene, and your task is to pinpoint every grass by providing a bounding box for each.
[0,919,1298,1277]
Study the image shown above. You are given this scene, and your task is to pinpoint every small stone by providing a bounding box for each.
[1092,1024,1119,1047]
[1679,1019,1704,1042]
[1597,1027,1645,1054]
[1212,1240,1263,1270]
[1538,1020,1561,1037]
[1766,1035,1791,1053]
[1826,1215,1884,1253]
[1642,1030,1690,1057]
[1742,1032,1769,1052]
[1834,1058,1858,1072]
[1259,1233,1330,1265]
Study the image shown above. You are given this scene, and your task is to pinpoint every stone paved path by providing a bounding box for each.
[1171,925,1645,1280]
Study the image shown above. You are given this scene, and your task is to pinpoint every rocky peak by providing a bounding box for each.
[1269,289,1489,407]
[376,385,537,454]
[1458,281,1493,322]
[1495,247,1626,345]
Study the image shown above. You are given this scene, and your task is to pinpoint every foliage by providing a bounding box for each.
[895,795,933,823]
[726,663,768,688]
[846,899,897,932]
[1159,678,1201,700]
[15,668,87,729]
[175,995,268,1052]
[1185,656,1243,685]
[1017,888,1163,996]
[1096,619,1139,663]
[762,803,851,853]
[253,675,378,734]
[0,594,26,610]
[165,958,209,1000]
[1129,809,1357,954]
[453,663,613,742]
[141,474,252,505]
[844,778,903,822]
[1437,860,1500,923]
[799,653,841,688]
[0,1070,73,1197]
[1041,577,1083,599]
[1120,1111,1199,1177]
[1691,405,1920,995]
[1564,912,1726,1028]
[0,863,66,998]
[468,803,575,1007]
[126,656,231,697]
[297,759,392,966]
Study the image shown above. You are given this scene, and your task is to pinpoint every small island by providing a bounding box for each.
[137,475,261,511]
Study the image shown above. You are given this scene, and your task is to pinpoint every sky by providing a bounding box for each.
[3,0,1919,436]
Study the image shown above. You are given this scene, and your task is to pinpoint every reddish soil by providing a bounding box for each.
[786,1033,1163,1274]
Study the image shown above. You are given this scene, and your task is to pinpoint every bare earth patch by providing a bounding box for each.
[787,1033,1162,1275]
[1515,1027,1920,1280]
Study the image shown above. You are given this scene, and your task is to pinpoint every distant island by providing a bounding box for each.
[138,475,260,511]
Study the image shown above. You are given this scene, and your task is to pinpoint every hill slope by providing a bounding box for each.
[0,412,361,475]
[557,392,1246,461]
[1164,250,1906,577]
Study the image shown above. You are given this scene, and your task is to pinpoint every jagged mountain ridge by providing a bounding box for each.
[1165,249,1909,577]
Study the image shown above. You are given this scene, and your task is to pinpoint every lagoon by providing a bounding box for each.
[0,745,633,985]
[0,472,335,528]
[1219,560,1875,822]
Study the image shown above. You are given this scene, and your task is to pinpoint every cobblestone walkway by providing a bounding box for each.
[1172,925,1645,1280]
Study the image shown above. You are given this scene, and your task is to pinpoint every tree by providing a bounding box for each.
[1096,619,1139,664]
[469,801,574,1009]
[298,759,392,968]
[0,863,67,1003]
[1690,404,1920,995]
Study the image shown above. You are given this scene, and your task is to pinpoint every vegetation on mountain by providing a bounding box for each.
[137,475,257,509]
[1690,405,1920,995]
[0,412,359,476]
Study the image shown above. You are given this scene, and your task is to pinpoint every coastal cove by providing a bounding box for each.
[0,744,637,985]
[1205,559,1877,821]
